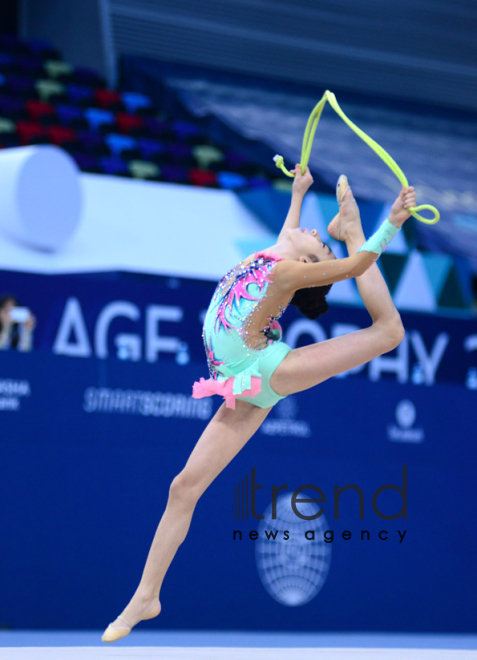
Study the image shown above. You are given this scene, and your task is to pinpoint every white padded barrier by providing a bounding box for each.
[0,145,82,251]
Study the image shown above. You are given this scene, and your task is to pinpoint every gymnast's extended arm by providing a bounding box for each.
[274,216,400,293]
[273,250,376,293]
[277,164,313,242]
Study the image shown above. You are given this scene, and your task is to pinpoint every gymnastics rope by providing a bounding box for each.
[273,90,440,225]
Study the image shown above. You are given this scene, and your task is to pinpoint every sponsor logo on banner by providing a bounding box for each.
[0,379,30,411]
[387,400,424,443]
[255,492,331,606]
[83,386,213,420]
[260,396,311,438]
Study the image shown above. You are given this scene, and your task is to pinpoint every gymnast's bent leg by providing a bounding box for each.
[270,183,405,395]
[102,399,272,642]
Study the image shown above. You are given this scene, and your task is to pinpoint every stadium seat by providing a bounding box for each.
[0,73,6,89]
[192,144,224,169]
[137,137,166,161]
[84,107,116,132]
[0,117,16,136]
[115,112,144,135]
[99,155,128,176]
[104,133,138,157]
[67,83,94,106]
[216,172,248,190]
[95,88,124,110]
[43,59,74,80]
[0,95,26,119]
[189,168,218,187]
[128,160,160,179]
[16,120,48,144]
[161,164,189,183]
[55,104,87,128]
[224,150,250,173]
[25,99,56,123]
[121,92,152,115]
[167,142,193,166]
[76,130,108,155]
[47,125,78,147]
[36,78,67,103]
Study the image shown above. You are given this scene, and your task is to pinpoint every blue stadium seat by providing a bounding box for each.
[216,172,248,189]
[105,133,138,156]
[67,83,94,106]
[137,137,166,160]
[99,155,128,175]
[121,92,152,114]
[84,108,115,131]
[56,104,84,126]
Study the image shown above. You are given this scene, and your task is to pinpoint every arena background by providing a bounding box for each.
[0,0,476,654]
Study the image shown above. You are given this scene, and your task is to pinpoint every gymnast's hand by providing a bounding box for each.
[389,185,416,227]
[290,164,314,197]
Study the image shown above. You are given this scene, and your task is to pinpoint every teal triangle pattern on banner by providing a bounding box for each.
[421,253,453,299]
[378,253,408,294]
[325,242,360,305]
[393,250,437,312]
[438,266,469,310]
[352,198,384,239]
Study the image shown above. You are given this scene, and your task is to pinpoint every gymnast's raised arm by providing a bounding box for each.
[277,164,314,242]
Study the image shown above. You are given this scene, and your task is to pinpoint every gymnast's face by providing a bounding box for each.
[287,227,336,263]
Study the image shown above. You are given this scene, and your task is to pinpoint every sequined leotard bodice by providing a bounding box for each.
[192,251,293,409]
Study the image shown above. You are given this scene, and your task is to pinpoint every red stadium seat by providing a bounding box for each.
[95,88,123,110]
[188,168,218,187]
[16,120,48,144]
[46,125,77,146]
[115,112,144,135]
[25,99,56,123]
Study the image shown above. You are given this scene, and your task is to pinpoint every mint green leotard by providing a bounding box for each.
[192,251,291,410]
[192,218,400,410]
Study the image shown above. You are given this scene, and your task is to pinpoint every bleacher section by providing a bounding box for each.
[0,32,475,313]
[0,33,274,189]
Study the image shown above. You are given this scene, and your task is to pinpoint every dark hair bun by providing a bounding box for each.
[289,284,332,320]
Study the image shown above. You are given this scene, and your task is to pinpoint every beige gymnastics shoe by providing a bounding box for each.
[327,175,361,242]
[101,614,132,643]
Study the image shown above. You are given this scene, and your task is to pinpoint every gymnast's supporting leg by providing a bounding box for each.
[102,400,271,642]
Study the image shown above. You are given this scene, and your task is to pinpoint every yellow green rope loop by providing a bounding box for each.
[274,90,440,225]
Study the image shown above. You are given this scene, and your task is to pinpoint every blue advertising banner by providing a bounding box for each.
[0,269,476,633]
[1,268,477,389]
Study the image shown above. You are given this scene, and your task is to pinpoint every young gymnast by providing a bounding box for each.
[102,166,416,642]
